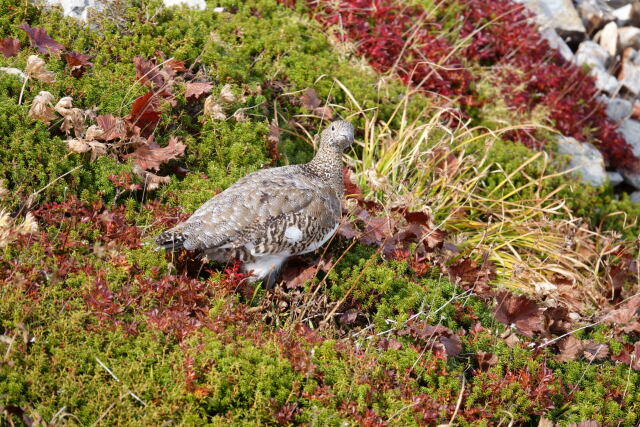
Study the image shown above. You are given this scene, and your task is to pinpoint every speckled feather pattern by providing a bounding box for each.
[156,120,355,282]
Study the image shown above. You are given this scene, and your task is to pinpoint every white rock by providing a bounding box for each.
[556,136,608,186]
[516,0,586,40]
[599,95,632,121]
[618,26,640,49]
[42,0,102,21]
[575,40,611,68]
[0,67,27,81]
[595,21,619,56]
[607,171,625,185]
[591,66,621,93]
[630,191,640,203]
[540,27,574,61]
[162,0,205,10]
[612,3,633,24]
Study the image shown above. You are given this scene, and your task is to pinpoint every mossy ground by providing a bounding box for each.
[1,0,639,425]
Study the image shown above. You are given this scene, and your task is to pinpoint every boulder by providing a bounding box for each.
[594,21,619,56]
[599,95,633,121]
[517,0,586,42]
[607,171,625,185]
[556,136,608,187]
[576,0,615,33]
[618,119,640,188]
[618,26,640,49]
[41,0,102,21]
[540,28,574,61]
[575,40,611,68]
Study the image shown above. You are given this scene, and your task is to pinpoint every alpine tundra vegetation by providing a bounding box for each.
[0,0,639,425]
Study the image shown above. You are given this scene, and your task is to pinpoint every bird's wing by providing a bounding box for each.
[158,166,339,251]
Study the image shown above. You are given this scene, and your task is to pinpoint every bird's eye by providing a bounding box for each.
[331,125,335,131]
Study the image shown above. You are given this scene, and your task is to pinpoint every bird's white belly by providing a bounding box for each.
[244,253,289,281]
[300,223,339,254]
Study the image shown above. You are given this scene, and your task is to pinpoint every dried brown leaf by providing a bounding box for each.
[555,335,583,362]
[126,90,162,135]
[125,136,186,171]
[218,84,236,103]
[494,292,544,337]
[185,82,213,101]
[475,351,498,371]
[132,165,171,191]
[582,341,610,361]
[95,114,127,141]
[203,96,226,120]
[0,37,20,57]
[28,91,55,124]
[54,97,86,137]
[267,119,280,163]
[301,88,333,119]
[25,55,55,83]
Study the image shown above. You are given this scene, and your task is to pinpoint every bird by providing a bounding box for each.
[156,119,355,286]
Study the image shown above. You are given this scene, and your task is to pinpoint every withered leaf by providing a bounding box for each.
[280,257,332,289]
[475,351,498,371]
[301,88,333,120]
[134,56,164,88]
[339,308,359,325]
[185,82,213,101]
[267,119,280,163]
[19,23,64,54]
[555,335,583,362]
[28,90,55,124]
[582,341,609,361]
[447,257,495,297]
[134,166,171,191]
[67,138,107,161]
[203,96,226,120]
[95,114,127,141]
[0,37,20,57]
[127,90,162,135]
[494,292,544,337]
[54,97,86,137]
[25,55,55,83]
[605,295,640,325]
[218,84,236,103]
[359,216,395,245]
[125,136,186,171]
[63,51,92,77]
[440,335,462,358]
[165,58,187,73]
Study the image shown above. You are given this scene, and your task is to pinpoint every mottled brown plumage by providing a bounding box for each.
[156,120,355,285]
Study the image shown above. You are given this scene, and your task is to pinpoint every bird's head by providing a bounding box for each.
[320,120,354,151]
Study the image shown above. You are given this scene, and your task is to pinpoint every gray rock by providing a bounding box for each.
[605,0,634,8]
[607,170,625,185]
[618,26,640,49]
[595,21,619,56]
[575,40,611,68]
[540,28,574,61]
[619,119,640,156]
[556,136,608,186]
[630,191,640,203]
[516,0,586,41]
[599,95,633,121]
[591,66,621,93]
[576,0,615,33]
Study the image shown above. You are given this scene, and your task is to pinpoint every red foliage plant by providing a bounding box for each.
[282,0,637,171]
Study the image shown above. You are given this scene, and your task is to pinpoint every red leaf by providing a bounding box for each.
[0,37,20,57]
[125,136,186,171]
[18,23,64,54]
[166,58,188,73]
[126,91,162,135]
[494,292,543,337]
[133,56,164,88]
[447,257,495,297]
[184,82,213,101]
[63,51,92,77]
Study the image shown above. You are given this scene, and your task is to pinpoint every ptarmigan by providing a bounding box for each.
[156,120,355,285]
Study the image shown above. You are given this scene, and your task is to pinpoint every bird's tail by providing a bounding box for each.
[155,228,188,250]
